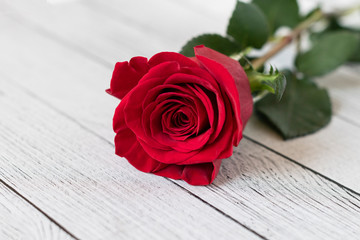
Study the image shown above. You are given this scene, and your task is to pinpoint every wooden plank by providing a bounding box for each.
[0,11,360,240]
[1,60,360,240]
[2,0,360,192]
[0,181,75,240]
[243,67,360,191]
[244,115,360,192]
[178,139,360,239]
[318,67,360,126]
[0,78,261,240]
[0,0,232,61]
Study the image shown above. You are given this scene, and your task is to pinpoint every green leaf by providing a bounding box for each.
[227,1,269,49]
[255,71,331,140]
[296,31,359,76]
[246,67,286,101]
[309,17,360,63]
[180,34,241,57]
[252,0,300,33]
[346,32,360,62]
[350,37,360,62]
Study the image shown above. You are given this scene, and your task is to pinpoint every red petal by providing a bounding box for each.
[114,99,221,185]
[124,62,181,145]
[194,45,253,144]
[106,56,149,100]
[165,72,225,144]
[178,94,235,165]
[153,159,222,185]
[149,52,198,68]
[113,97,166,172]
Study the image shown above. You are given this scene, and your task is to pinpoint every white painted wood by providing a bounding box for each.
[0,0,232,61]
[0,1,360,239]
[317,67,360,126]
[0,182,74,240]
[243,68,360,191]
[2,0,360,192]
[0,78,260,240]
[1,72,360,239]
[244,115,360,192]
[177,139,360,239]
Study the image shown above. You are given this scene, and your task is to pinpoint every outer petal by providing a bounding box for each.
[149,52,199,68]
[194,45,253,143]
[153,159,222,185]
[196,55,243,146]
[113,96,166,172]
[106,56,149,100]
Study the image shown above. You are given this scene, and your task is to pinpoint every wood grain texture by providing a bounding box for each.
[244,66,360,192]
[2,0,360,192]
[0,1,360,239]
[177,139,360,239]
[0,181,75,240]
[1,68,360,239]
[0,78,260,240]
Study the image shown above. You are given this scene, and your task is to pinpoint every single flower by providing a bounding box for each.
[107,45,253,185]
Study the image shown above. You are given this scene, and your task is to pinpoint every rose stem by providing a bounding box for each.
[251,9,324,70]
[251,4,360,70]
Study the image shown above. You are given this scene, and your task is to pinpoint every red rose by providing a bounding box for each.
[107,46,253,185]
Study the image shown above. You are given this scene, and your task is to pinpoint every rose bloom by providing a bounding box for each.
[107,46,253,185]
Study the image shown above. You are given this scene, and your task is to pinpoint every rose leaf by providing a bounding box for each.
[309,17,360,63]
[180,34,241,57]
[350,34,360,62]
[252,0,300,34]
[255,71,331,140]
[227,1,269,49]
[295,31,359,77]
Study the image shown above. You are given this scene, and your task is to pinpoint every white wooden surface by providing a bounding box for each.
[1,0,360,239]
[0,181,74,240]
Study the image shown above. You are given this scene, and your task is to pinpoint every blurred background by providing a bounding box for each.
[2,0,359,61]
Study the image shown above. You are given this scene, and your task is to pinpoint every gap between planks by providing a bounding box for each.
[3,7,360,195]
[0,77,264,239]
[2,72,360,236]
[1,80,267,240]
[0,180,76,240]
[7,74,360,237]
[2,1,360,238]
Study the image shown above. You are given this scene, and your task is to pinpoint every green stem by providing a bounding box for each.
[251,4,360,71]
[334,4,360,17]
[251,9,324,70]
[230,47,252,61]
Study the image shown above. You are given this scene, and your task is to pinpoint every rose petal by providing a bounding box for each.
[124,61,181,142]
[113,98,166,172]
[153,159,222,185]
[194,45,253,144]
[141,101,173,150]
[145,88,198,140]
[165,72,225,144]
[106,56,149,100]
[142,83,193,110]
[162,108,196,140]
[148,100,211,154]
[149,52,199,68]
[179,94,235,165]
[187,84,212,134]
[152,83,211,136]
[195,54,242,145]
